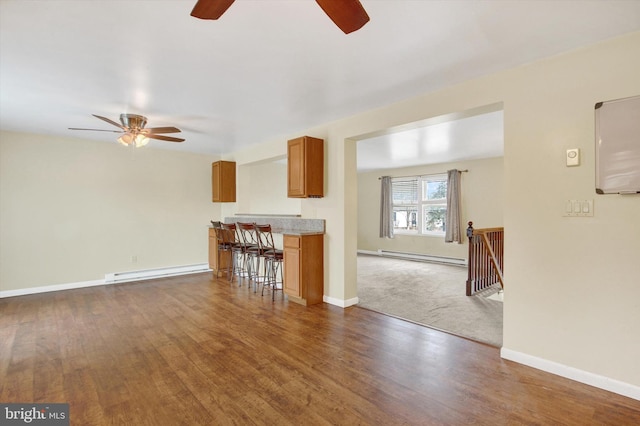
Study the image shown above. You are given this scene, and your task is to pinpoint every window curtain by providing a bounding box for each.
[445,169,462,243]
[379,176,394,238]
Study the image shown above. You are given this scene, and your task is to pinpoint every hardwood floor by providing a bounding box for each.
[1,273,639,425]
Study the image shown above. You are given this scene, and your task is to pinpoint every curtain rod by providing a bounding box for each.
[378,169,468,180]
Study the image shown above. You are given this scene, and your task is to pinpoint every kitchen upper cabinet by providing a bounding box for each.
[287,136,324,198]
[212,161,236,202]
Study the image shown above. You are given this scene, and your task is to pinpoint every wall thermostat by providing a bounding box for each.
[566,148,580,166]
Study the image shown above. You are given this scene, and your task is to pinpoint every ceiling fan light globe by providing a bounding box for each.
[134,134,150,147]
[117,133,133,146]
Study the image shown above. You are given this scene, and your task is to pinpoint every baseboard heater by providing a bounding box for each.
[105,263,211,284]
[363,249,467,266]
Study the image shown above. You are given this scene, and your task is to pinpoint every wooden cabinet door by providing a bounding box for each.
[212,161,236,202]
[284,247,301,297]
[208,229,217,270]
[212,162,221,202]
[283,240,301,297]
[287,136,323,198]
[210,228,234,278]
[303,137,324,198]
[287,138,305,197]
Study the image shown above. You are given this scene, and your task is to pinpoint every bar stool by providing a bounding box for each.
[236,222,261,291]
[252,224,271,286]
[255,224,284,301]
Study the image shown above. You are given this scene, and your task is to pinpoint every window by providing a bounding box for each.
[392,174,447,235]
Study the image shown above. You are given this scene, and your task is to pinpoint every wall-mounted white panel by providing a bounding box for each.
[595,95,640,194]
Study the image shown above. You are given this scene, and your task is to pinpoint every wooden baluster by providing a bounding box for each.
[483,236,489,289]
[466,222,474,296]
[466,223,505,295]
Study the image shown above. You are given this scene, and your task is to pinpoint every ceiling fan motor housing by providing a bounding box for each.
[120,114,147,130]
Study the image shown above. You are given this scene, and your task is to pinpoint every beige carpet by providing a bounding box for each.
[357,254,503,347]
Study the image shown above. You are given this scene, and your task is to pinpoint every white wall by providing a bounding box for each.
[357,157,504,260]
[0,131,219,291]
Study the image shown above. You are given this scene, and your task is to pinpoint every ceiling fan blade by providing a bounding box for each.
[92,114,125,130]
[142,126,182,134]
[68,127,123,133]
[147,134,185,143]
[191,0,235,20]
[315,0,370,34]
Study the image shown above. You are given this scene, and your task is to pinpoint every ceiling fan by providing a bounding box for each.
[69,114,184,147]
[190,0,370,34]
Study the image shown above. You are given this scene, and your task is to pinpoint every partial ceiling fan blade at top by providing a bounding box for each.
[315,0,370,34]
[92,114,125,129]
[68,128,123,133]
[191,0,235,20]
[146,134,185,143]
[142,126,182,134]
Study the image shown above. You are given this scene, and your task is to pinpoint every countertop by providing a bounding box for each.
[223,215,325,235]
[209,225,324,236]
[273,229,324,236]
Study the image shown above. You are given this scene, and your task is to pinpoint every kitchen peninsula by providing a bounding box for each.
[209,216,325,306]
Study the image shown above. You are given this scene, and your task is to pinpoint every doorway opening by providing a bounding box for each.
[354,103,504,346]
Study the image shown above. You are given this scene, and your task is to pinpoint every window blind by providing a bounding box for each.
[392,177,418,204]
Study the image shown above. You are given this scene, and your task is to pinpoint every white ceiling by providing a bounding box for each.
[357,108,504,172]
[1,1,639,169]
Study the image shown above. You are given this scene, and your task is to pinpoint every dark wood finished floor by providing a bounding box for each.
[1,273,639,425]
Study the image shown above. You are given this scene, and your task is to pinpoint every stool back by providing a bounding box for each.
[237,222,259,252]
[255,224,276,253]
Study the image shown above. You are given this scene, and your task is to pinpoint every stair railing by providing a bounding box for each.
[466,221,504,296]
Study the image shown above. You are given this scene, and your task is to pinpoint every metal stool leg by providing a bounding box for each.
[271,259,283,301]
[261,257,273,297]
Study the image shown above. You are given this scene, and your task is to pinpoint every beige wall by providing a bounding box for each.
[332,33,639,389]
[256,32,637,389]
[235,159,300,216]
[2,32,639,394]
[357,157,504,260]
[0,131,219,291]
[227,32,640,399]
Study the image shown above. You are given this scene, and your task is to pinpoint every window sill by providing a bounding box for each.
[394,230,445,238]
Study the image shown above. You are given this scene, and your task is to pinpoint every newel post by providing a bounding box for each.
[466,221,474,296]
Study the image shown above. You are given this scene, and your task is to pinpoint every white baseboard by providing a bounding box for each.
[323,295,359,308]
[0,279,106,298]
[358,249,467,266]
[0,263,211,299]
[105,263,210,283]
[501,347,640,401]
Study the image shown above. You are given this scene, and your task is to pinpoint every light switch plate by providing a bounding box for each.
[563,199,593,217]
[566,148,580,166]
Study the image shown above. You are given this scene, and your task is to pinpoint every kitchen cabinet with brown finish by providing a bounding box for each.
[212,161,236,202]
[283,233,324,306]
[287,136,323,198]
[208,228,232,278]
